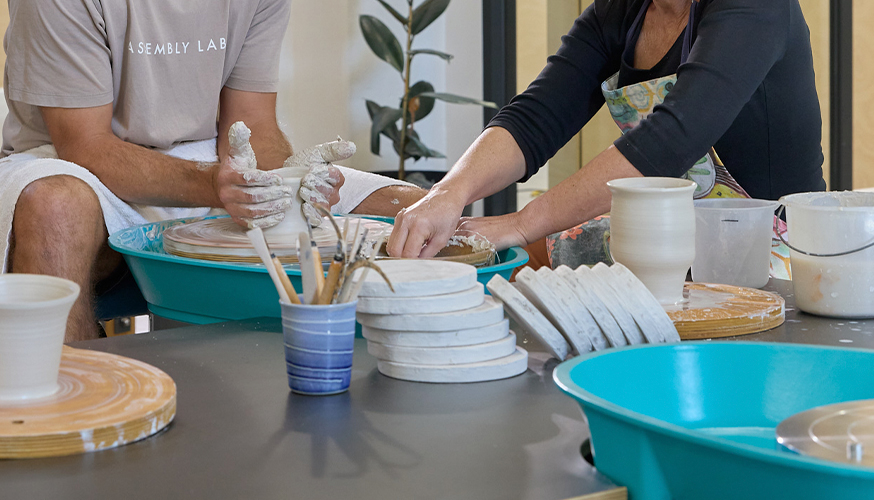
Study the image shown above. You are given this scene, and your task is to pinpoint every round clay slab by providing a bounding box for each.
[356,296,504,332]
[377,347,529,383]
[361,319,510,347]
[356,259,478,298]
[486,275,570,361]
[356,284,484,315]
[367,332,518,365]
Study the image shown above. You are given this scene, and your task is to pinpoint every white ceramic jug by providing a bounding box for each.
[0,274,79,401]
[607,177,697,305]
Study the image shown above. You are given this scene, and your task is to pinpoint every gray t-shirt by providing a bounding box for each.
[2,0,291,156]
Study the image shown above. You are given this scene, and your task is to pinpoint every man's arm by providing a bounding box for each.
[41,104,221,207]
[217,87,292,170]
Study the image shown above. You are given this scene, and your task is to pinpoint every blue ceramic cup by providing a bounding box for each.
[280,299,357,395]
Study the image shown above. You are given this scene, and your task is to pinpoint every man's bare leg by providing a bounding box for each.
[10,175,114,342]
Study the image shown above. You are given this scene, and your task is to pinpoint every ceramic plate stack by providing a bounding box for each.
[356,260,528,383]
[487,262,681,361]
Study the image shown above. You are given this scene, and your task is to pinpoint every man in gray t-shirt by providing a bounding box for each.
[1,0,423,341]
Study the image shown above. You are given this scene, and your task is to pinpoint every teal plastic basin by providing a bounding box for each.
[109,216,528,324]
[554,342,874,500]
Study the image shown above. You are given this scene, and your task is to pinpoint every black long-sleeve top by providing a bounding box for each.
[489,0,826,201]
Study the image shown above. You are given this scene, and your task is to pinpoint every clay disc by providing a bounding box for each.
[356,284,484,314]
[361,319,510,347]
[356,260,478,298]
[356,296,504,331]
[554,266,615,350]
[609,263,680,342]
[377,347,529,383]
[0,347,175,459]
[486,275,570,361]
[367,332,518,365]
[592,263,663,344]
[664,282,785,339]
[514,268,594,354]
[575,266,642,345]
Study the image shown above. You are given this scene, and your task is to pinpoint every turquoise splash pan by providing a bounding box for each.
[109,216,528,324]
[554,342,874,500]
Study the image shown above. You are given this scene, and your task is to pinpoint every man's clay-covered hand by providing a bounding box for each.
[286,138,354,227]
[220,121,296,229]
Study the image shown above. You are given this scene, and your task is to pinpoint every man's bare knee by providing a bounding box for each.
[14,176,104,242]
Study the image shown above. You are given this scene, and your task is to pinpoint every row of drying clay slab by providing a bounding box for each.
[487,263,680,361]
[354,260,528,383]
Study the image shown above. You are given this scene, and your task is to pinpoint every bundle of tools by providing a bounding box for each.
[247,205,393,305]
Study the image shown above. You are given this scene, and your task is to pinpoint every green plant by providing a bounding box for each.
[360,0,498,180]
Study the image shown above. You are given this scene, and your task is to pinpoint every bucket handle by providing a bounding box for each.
[775,205,874,257]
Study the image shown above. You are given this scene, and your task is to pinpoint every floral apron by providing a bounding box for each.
[547,0,791,279]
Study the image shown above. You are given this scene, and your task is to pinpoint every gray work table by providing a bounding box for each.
[2,279,873,500]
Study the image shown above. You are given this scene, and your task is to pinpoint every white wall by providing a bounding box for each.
[277,0,484,174]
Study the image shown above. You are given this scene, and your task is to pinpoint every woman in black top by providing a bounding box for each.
[387,0,825,259]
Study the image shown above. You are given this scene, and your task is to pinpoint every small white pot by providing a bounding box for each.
[0,274,79,402]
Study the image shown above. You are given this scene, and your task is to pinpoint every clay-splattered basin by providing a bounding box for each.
[109,216,528,324]
[553,342,874,500]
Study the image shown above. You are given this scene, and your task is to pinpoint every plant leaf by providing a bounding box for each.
[407,133,446,159]
[360,15,405,72]
[377,0,408,25]
[411,0,451,35]
[406,81,436,122]
[409,49,454,62]
[418,91,499,109]
[368,104,403,156]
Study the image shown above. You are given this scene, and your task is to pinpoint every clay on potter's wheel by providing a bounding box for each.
[0,346,175,459]
[376,346,529,383]
[356,260,478,298]
[367,332,518,366]
[664,282,785,339]
[162,216,392,264]
[361,319,510,348]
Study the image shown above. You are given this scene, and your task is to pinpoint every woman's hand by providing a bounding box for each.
[386,187,468,258]
[457,214,529,251]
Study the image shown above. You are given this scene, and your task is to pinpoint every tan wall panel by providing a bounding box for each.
[853,0,874,188]
[798,0,831,190]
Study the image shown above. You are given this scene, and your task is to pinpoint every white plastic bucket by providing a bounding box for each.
[692,198,779,289]
[779,191,874,318]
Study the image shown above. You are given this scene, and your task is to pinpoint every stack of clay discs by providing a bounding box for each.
[356,260,528,383]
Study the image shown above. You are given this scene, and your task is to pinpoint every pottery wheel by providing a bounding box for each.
[0,346,176,459]
[162,216,392,264]
[777,399,874,468]
[663,282,785,339]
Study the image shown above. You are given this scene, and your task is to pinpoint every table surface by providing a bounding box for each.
[2,279,873,500]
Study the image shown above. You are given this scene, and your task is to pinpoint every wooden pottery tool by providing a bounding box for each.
[663,282,785,338]
[246,228,292,304]
[298,231,323,304]
[0,347,175,458]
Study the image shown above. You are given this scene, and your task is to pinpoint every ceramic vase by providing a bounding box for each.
[607,177,697,305]
[0,274,80,401]
[263,166,310,240]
